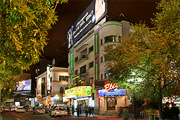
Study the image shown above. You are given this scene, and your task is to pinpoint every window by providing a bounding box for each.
[104,36,116,43]
[82,54,87,59]
[101,39,103,45]
[80,65,86,74]
[75,70,78,75]
[119,36,122,43]
[104,73,108,79]
[89,46,93,53]
[89,61,94,68]
[101,56,103,63]
[101,74,103,80]
[75,57,78,62]
[89,78,93,84]
[59,76,68,81]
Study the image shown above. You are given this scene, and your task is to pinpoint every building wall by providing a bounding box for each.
[36,67,69,100]
[68,20,130,114]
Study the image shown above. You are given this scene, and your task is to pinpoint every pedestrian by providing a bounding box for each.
[79,104,82,114]
[119,106,123,117]
[88,106,92,117]
[122,107,129,120]
[67,106,70,117]
[85,106,88,117]
[170,103,179,120]
[163,102,171,120]
[72,105,74,115]
[33,107,35,114]
[77,104,80,117]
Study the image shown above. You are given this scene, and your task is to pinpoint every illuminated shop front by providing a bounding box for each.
[162,95,180,108]
[97,82,129,115]
[65,86,93,111]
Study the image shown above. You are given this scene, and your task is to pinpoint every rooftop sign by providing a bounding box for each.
[67,0,107,48]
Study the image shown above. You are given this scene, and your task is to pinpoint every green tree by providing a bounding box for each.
[0,0,67,102]
[105,0,180,118]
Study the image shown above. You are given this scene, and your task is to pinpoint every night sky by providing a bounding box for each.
[42,0,160,68]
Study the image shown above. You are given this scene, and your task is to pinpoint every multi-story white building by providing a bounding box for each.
[36,67,69,106]
[66,0,132,115]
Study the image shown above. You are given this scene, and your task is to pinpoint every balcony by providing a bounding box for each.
[75,54,88,64]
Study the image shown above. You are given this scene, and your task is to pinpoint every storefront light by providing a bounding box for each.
[54,94,59,100]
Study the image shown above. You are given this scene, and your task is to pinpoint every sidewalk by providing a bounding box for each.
[70,112,143,120]
[0,113,3,120]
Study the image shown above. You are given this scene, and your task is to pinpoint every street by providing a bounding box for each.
[1,112,124,120]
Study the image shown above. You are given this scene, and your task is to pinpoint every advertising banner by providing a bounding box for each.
[17,79,31,90]
[47,66,50,90]
[65,86,91,98]
[67,0,107,48]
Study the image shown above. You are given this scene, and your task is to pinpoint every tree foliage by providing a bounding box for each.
[0,0,67,100]
[105,0,180,110]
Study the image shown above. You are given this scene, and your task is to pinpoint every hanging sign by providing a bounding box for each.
[104,82,118,91]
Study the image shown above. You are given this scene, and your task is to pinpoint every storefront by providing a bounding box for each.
[65,86,92,112]
[162,95,180,108]
[97,82,128,115]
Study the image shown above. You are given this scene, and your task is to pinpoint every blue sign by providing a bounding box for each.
[98,89,126,96]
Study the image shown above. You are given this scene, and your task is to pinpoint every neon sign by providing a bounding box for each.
[104,82,118,91]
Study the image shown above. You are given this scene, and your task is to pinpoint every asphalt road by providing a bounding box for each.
[1,112,121,120]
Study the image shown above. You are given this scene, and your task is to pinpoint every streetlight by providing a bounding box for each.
[54,94,59,105]
[127,72,142,120]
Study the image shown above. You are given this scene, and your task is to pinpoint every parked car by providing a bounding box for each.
[16,107,26,113]
[36,108,45,114]
[28,107,33,112]
[10,107,16,111]
[3,107,11,112]
[50,106,68,117]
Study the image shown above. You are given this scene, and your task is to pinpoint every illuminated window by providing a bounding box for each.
[104,36,116,43]
[59,76,68,81]
[104,73,108,79]
[89,78,93,84]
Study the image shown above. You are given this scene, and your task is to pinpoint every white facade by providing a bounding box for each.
[36,67,69,106]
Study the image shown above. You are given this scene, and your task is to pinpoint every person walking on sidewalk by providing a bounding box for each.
[170,103,179,120]
[122,106,129,120]
[77,104,80,117]
[88,106,92,117]
[163,102,171,120]
[85,106,88,117]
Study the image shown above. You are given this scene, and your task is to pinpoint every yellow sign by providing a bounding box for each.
[65,86,91,98]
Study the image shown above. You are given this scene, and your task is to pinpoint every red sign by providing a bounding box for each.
[104,83,118,91]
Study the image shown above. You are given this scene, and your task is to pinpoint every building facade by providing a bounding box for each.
[66,0,133,115]
[36,67,69,107]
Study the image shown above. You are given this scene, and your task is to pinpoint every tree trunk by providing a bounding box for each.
[158,81,163,119]
[0,83,2,104]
